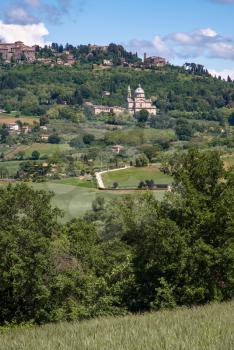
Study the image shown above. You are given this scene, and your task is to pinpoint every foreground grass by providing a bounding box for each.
[223,153,234,169]
[1,302,233,350]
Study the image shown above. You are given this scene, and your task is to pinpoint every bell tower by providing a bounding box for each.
[127,85,132,99]
[127,85,134,112]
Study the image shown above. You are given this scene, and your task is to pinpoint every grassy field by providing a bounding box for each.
[4,143,71,159]
[0,114,38,125]
[0,181,119,220]
[31,182,121,220]
[102,165,173,188]
[0,173,166,220]
[0,160,24,177]
[0,301,233,350]
[54,177,96,188]
[23,143,71,157]
[31,181,166,221]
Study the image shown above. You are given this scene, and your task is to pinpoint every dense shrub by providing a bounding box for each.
[0,149,233,326]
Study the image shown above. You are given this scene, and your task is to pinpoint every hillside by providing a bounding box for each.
[0,64,234,116]
[1,301,233,350]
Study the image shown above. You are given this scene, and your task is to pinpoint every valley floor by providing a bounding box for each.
[0,301,233,350]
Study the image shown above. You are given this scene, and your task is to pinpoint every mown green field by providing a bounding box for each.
[54,177,96,188]
[31,181,166,220]
[1,143,71,161]
[102,166,173,188]
[19,143,71,158]
[0,174,167,220]
[31,182,121,220]
[1,301,233,350]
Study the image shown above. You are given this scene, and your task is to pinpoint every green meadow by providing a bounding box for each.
[32,181,166,220]
[31,182,122,220]
[0,175,167,221]
[102,165,173,188]
[16,143,71,158]
[0,301,233,350]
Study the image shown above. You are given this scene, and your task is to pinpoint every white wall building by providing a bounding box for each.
[127,85,157,116]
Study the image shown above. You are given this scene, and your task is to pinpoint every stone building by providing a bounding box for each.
[89,45,108,52]
[0,41,36,62]
[127,85,157,116]
[92,105,125,115]
[144,54,166,67]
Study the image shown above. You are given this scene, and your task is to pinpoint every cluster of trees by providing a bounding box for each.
[36,43,140,66]
[183,63,210,76]
[0,149,233,326]
[175,119,194,141]
[16,161,51,181]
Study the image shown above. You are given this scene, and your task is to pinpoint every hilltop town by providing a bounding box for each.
[0,40,166,68]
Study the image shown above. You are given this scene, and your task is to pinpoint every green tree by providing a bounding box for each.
[137,109,149,124]
[228,112,234,126]
[31,150,40,160]
[139,145,158,162]
[0,185,61,324]
[135,154,149,167]
[48,134,61,144]
[175,119,193,140]
[16,151,25,160]
[0,126,9,144]
[83,134,95,145]
[101,149,234,311]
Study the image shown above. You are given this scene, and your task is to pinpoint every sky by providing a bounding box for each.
[0,0,233,78]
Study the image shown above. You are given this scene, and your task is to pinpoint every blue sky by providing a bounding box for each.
[0,0,234,77]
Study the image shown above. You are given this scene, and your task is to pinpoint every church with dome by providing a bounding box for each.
[127,85,157,116]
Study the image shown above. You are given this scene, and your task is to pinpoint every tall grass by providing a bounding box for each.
[0,301,233,350]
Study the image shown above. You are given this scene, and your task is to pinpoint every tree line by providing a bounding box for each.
[0,149,233,326]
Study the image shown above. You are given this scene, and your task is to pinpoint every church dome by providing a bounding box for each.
[135,84,145,96]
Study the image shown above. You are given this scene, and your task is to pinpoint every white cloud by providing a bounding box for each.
[167,28,220,48]
[0,21,50,46]
[209,68,234,79]
[170,32,193,45]
[5,6,39,25]
[142,28,234,61]
[207,42,234,59]
[152,35,173,58]
[126,27,234,75]
[198,28,217,37]
[2,0,76,26]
